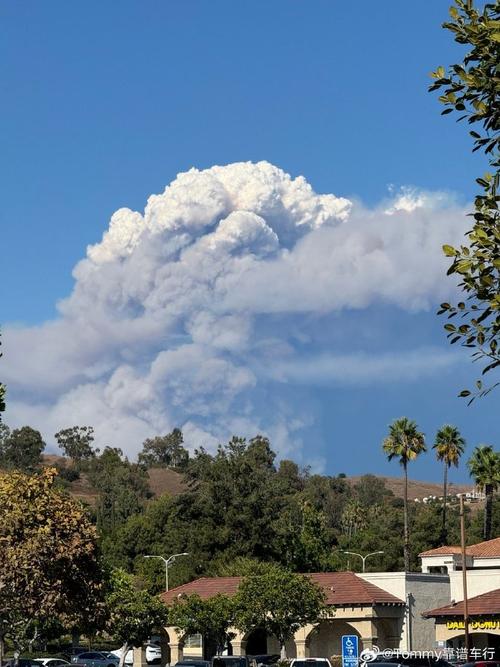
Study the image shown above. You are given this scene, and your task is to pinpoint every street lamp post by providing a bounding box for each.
[342,550,384,573]
[144,552,189,591]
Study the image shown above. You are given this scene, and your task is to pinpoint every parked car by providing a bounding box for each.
[35,659,71,667]
[211,657,253,667]
[60,649,88,662]
[4,660,44,667]
[110,643,161,665]
[144,645,161,664]
[70,652,119,667]
[290,660,333,667]
[109,649,132,665]
[174,661,210,667]
[376,658,453,667]
[248,657,280,667]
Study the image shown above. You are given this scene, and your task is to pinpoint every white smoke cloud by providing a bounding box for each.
[3,162,469,460]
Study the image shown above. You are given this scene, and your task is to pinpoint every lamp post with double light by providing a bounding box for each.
[342,550,384,573]
[144,552,189,591]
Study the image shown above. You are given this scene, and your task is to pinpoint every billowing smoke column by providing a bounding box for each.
[4,162,467,461]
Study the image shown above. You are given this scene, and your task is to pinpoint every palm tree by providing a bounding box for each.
[468,445,500,540]
[383,417,426,572]
[433,425,466,545]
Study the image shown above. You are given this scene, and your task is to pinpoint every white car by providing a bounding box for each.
[110,644,161,665]
[290,660,333,667]
[35,660,71,667]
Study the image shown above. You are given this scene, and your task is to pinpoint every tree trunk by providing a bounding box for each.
[0,634,5,667]
[403,461,410,572]
[441,463,448,545]
[280,640,287,660]
[119,642,130,667]
[484,484,493,541]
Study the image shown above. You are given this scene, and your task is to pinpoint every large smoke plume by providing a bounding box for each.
[4,161,467,462]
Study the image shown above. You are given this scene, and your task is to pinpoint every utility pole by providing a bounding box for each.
[460,494,470,656]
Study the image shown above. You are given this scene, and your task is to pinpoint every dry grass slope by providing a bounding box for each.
[35,457,474,505]
[348,475,473,500]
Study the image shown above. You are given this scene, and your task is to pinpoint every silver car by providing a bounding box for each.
[71,652,120,667]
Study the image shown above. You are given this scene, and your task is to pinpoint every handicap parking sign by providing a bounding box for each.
[342,635,359,667]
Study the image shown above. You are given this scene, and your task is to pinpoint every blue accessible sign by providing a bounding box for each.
[342,635,359,667]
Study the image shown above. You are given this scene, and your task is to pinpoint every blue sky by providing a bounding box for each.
[1,1,496,483]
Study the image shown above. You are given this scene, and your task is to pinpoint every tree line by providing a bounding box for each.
[0,421,498,591]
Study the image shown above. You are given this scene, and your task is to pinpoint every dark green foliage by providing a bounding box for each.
[168,593,235,655]
[302,473,352,533]
[235,563,326,658]
[467,445,500,539]
[58,465,80,482]
[86,447,152,535]
[0,425,45,472]
[469,494,500,542]
[138,428,189,469]
[105,569,168,664]
[273,499,333,572]
[99,433,483,589]
[409,499,462,569]
[55,426,96,466]
[275,459,306,493]
[182,436,286,562]
[431,0,500,399]
[353,474,395,507]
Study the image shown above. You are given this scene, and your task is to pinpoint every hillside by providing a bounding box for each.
[42,454,188,505]
[348,475,473,500]
[40,455,474,505]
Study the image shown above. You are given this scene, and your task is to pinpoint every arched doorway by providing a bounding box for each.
[446,631,500,657]
[245,629,268,656]
[308,621,361,658]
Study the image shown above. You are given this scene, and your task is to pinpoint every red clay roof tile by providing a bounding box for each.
[160,572,404,606]
[419,537,500,559]
[423,588,500,618]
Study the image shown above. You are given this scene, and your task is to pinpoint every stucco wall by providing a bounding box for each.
[361,572,450,651]
[449,569,500,601]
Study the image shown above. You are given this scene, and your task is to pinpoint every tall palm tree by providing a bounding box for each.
[383,417,426,572]
[468,445,500,540]
[433,425,466,545]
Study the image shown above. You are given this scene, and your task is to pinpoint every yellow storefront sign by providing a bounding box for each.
[446,619,500,631]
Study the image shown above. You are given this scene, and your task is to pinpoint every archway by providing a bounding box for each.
[245,629,268,656]
[158,629,171,667]
[307,621,361,658]
[446,630,500,657]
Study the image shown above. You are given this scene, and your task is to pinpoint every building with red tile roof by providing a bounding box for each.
[160,571,405,607]
[158,570,453,662]
[420,537,500,575]
[422,587,500,654]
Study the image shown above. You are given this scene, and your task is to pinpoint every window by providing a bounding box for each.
[184,634,202,648]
